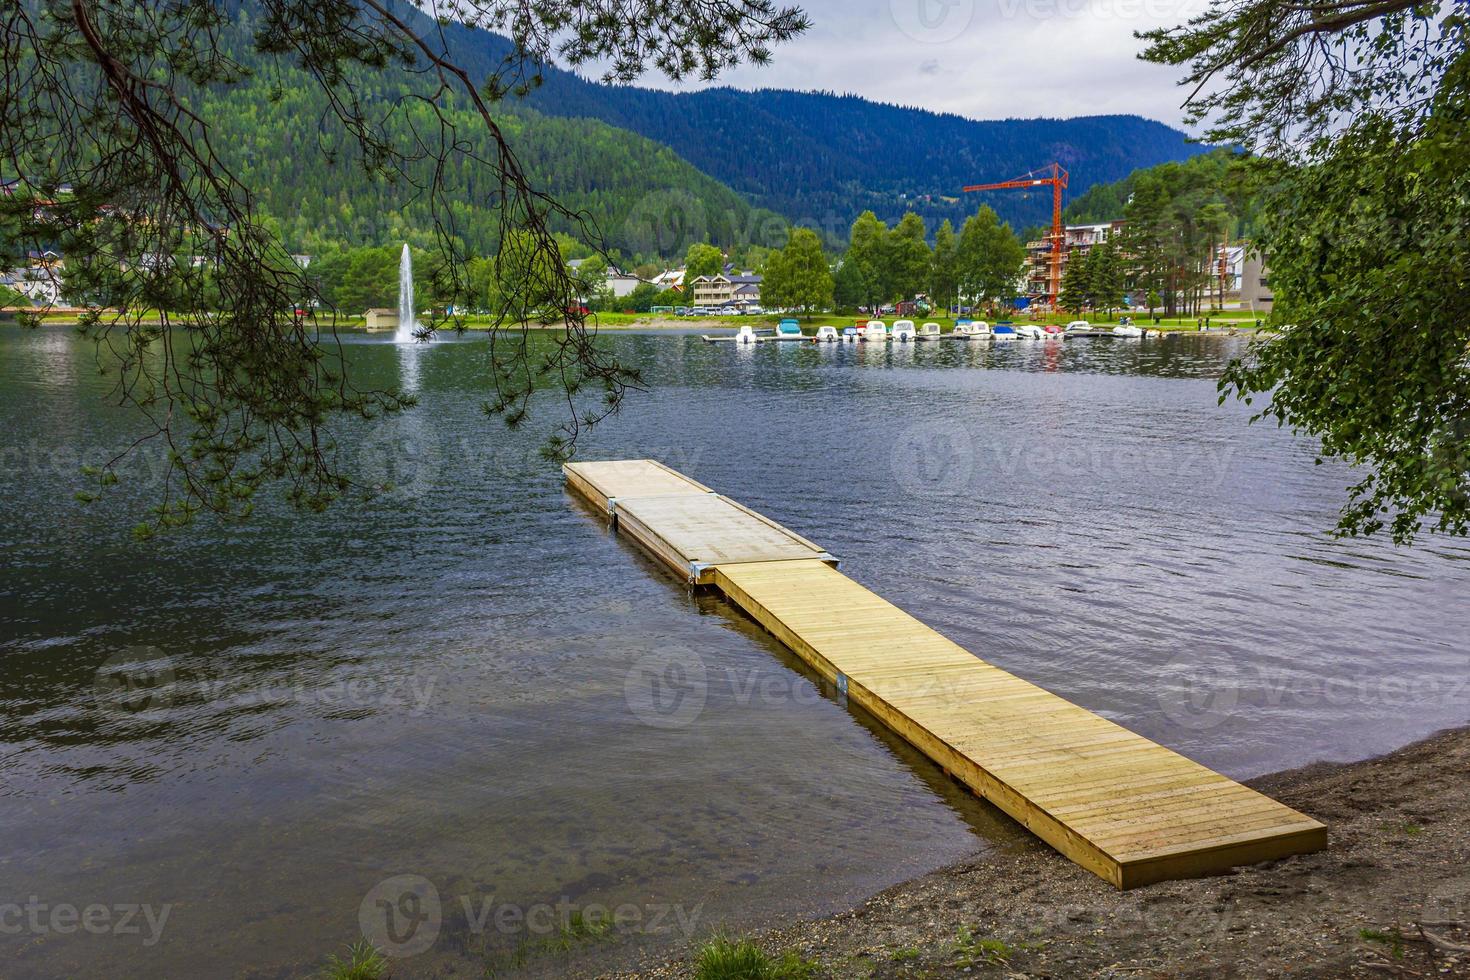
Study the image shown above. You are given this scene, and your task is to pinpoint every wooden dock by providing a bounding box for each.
[563,460,1326,888]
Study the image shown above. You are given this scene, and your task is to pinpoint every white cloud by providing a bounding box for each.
[582,0,1212,129]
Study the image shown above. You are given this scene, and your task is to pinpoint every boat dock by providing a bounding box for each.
[563,460,1326,889]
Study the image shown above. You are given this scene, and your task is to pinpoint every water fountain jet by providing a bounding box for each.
[396,243,418,344]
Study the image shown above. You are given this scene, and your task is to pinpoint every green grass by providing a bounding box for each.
[483,909,616,977]
[319,940,387,980]
[1359,927,1407,959]
[693,935,820,980]
[952,926,1015,968]
[890,946,921,962]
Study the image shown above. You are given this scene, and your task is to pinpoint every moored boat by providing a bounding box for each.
[952,319,991,339]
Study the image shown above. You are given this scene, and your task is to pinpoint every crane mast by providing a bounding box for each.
[962,162,1069,309]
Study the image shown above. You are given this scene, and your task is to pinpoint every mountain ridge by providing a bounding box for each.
[430,20,1211,235]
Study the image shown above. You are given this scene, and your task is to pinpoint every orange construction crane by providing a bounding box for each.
[963,162,1069,309]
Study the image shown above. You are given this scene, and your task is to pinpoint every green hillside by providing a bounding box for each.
[185,8,787,263]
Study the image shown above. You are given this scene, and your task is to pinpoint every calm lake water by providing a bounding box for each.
[2,326,1467,977]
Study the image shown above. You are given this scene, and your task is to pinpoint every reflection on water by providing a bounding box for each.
[1,328,1467,978]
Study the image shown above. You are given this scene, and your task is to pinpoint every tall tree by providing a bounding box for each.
[761,227,833,318]
[1059,251,1090,315]
[846,211,889,311]
[1,0,808,533]
[683,242,725,282]
[1122,175,1171,317]
[1088,240,1125,317]
[832,258,865,310]
[1142,0,1470,541]
[930,219,959,314]
[957,206,1025,313]
[886,212,931,304]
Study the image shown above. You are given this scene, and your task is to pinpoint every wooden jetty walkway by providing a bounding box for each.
[564,459,1326,888]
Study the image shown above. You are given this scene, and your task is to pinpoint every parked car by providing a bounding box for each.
[745,306,765,317]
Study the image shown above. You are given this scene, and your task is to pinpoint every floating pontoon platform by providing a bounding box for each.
[563,459,1326,888]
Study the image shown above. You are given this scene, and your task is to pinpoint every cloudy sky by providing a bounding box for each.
[619,0,1210,130]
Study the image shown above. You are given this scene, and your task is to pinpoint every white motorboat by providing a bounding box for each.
[891,319,916,343]
[814,325,839,343]
[862,320,888,342]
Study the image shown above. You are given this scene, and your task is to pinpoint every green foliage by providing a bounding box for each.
[1359,928,1406,960]
[1058,252,1089,315]
[1144,0,1470,542]
[319,940,387,980]
[625,281,661,312]
[1088,241,1125,315]
[952,926,1013,968]
[845,211,888,309]
[886,212,931,304]
[1069,148,1258,317]
[762,227,833,317]
[1222,98,1470,542]
[684,242,726,281]
[1060,241,1125,316]
[310,245,421,312]
[956,206,1025,310]
[832,257,865,310]
[693,935,819,980]
[929,219,959,312]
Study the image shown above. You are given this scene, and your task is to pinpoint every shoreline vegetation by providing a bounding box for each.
[613,726,1470,979]
[4,311,1270,334]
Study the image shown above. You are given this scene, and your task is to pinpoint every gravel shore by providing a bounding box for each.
[612,726,1470,978]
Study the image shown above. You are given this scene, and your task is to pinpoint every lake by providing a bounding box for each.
[2,326,1467,977]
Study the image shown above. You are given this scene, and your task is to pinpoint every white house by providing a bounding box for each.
[690,272,761,309]
[605,268,643,298]
[4,266,63,306]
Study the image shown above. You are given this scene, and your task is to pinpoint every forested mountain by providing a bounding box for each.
[184,5,788,262]
[1064,148,1262,239]
[429,16,1212,236]
[13,2,1212,267]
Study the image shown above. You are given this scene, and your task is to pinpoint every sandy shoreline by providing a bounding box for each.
[612,726,1470,978]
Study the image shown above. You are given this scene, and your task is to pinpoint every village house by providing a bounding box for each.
[689,271,762,310]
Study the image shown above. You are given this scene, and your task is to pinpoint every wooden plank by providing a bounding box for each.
[563,461,1327,889]
[562,459,712,514]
